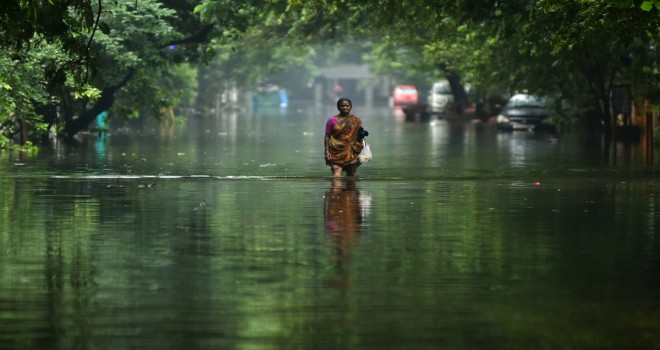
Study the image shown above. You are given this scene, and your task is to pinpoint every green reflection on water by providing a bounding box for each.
[0,174,659,349]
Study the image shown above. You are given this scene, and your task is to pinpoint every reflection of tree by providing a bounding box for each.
[324,178,363,274]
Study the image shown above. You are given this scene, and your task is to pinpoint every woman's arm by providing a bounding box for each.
[324,134,332,165]
[324,117,334,158]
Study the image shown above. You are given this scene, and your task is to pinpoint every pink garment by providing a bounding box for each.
[325,115,339,135]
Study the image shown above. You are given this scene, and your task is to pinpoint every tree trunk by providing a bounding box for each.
[578,60,614,138]
[438,63,468,114]
[34,103,58,142]
[61,69,134,140]
[19,120,28,145]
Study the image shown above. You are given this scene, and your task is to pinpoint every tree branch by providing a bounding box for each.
[62,69,135,140]
[164,25,214,47]
[86,0,103,80]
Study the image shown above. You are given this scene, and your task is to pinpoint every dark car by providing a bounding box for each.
[496,94,553,131]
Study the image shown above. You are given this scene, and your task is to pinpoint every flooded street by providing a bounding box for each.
[1,103,659,349]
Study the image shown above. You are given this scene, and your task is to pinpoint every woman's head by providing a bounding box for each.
[337,97,352,108]
[337,97,352,116]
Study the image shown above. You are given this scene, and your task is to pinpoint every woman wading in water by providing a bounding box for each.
[324,98,368,177]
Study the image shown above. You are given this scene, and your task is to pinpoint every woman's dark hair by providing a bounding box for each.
[336,97,352,108]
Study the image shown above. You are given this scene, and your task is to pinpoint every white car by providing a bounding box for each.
[427,80,454,114]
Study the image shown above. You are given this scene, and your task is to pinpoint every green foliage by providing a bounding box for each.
[0,0,95,56]
[92,0,182,118]
[0,135,39,153]
[1,0,218,141]
[616,0,660,11]
[339,0,658,129]
[92,0,179,79]
[197,16,320,104]
[363,41,433,89]
[13,140,39,153]
[0,0,200,142]
[166,63,199,109]
[0,39,65,148]
[640,0,660,11]
[0,135,9,150]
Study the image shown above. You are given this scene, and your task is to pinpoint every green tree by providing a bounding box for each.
[324,0,657,129]
[0,0,99,148]
[2,0,658,147]
[0,38,80,149]
[0,0,212,145]
[55,0,212,139]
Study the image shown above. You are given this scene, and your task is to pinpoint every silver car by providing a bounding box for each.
[427,80,454,114]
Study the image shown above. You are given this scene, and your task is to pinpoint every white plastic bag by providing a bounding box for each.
[359,141,372,163]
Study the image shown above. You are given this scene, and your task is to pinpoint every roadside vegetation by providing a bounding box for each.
[1,0,658,150]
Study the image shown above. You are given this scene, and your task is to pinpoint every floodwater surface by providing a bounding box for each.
[1,104,659,350]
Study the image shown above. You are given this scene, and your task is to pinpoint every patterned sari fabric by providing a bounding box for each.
[327,114,364,166]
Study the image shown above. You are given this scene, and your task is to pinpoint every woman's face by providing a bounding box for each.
[338,100,352,115]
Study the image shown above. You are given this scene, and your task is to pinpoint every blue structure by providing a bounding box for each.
[96,111,109,140]
[253,85,289,115]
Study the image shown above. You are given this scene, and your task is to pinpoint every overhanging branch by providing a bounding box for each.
[164,24,214,47]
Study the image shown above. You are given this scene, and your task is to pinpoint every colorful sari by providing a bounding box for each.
[326,114,364,166]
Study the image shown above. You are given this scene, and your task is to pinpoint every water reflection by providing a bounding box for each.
[95,137,107,169]
[252,104,288,117]
[323,178,368,286]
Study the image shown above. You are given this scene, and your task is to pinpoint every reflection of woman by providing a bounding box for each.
[324,98,364,177]
[324,178,362,270]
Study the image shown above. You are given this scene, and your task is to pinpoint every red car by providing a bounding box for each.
[392,85,419,106]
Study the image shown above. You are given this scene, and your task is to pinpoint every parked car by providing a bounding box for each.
[496,94,553,131]
[427,80,454,114]
[392,85,419,106]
